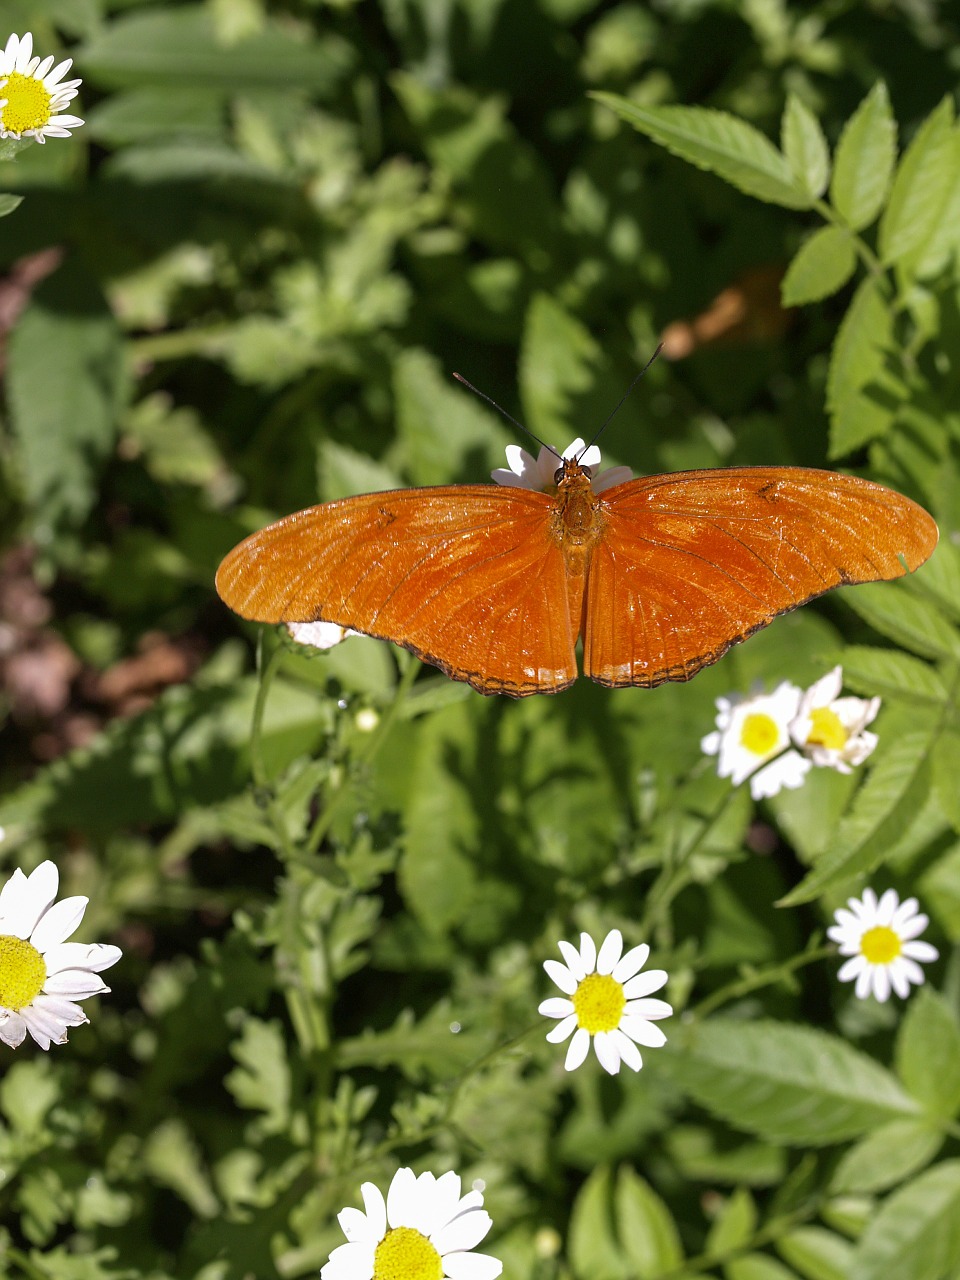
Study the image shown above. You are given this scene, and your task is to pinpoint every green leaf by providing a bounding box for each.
[932,732,960,832]
[919,839,960,941]
[0,193,23,217]
[830,82,897,230]
[705,1188,757,1257]
[878,97,956,265]
[591,93,812,208]
[671,1020,918,1145]
[838,647,946,707]
[520,293,603,444]
[825,277,897,458]
[777,1226,854,1280]
[782,95,830,200]
[781,227,857,306]
[143,1119,219,1218]
[830,1120,942,1194]
[851,1161,960,1280]
[224,1018,292,1133]
[78,8,353,90]
[896,988,960,1119]
[6,262,127,536]
[780,729,934,905]
[728,1258,800,1280]
[839,582,960,662]
[568,1167,631,1280]
[616,1167,685,1277]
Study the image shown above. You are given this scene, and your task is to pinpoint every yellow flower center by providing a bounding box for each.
[373,1227,443,1280]
[861,925,902,965]
[740,711,780,757]
[806,706,849,751]
[571,972,626,1034]
[0,935,47,1010]
[0,70,54,135]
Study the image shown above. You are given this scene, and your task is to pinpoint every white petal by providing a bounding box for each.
[564,1028,590,1071]
[622,998,672,1022]
[612,943,649,983]
[609,1028,643,1072]
[888,960,913,999]
[42,968,109,998]
[386,1167,418,1229]
[596,930,623,975]
[44,57,74,86]
[360,1183,386,1241]
[543,959,577,995]
[338,1208,369,1242]
[902,940,938,963]
[578,932,597,973]
[321,1241,376,1280]
[546,1014,578,1043]
[443,1250,503,1280]
[430,1171,463,1233]
[13,861,59,937]
[876,889,899,925]
[557,939,586,981]
[622,970,668,999]
[31,896,87,951]
[433,1208,492,1254]
[619,1016,667,1049]
[0,1010,26,1048]
[593,1030,621,1075]
[538,997,575,1019]
[46,942,121,975]
[871,966,892,1002]
[837,955,866,984]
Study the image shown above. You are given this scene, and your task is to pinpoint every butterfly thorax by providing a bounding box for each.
[553,461,604,568]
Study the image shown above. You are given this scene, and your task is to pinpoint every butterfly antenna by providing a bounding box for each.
[452,372,561,460]
[577,344,664,461]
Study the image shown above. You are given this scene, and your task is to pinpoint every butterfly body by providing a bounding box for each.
[216,460,938,697]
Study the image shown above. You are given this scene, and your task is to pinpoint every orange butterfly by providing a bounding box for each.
[216,438,938,697]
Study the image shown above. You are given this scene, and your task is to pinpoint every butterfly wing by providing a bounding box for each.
[582,467,939,688]
[216,485,579,696]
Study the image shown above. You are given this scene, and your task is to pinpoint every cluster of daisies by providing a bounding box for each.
[0,32,83,144]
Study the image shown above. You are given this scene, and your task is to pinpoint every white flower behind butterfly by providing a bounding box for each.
[321,1167,502,1280]
[492,439,632,494]
[0,32,83,142]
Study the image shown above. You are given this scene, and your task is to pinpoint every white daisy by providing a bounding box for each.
[286,620,359,650]
[321,1167,502,1280]
[701,681,811,800]
[491,438,632,493]
[828,888,938,1002]
[0,32,84,143]
[790,666,880,773]
[539,929,672,1075]
[0,860,121,1050]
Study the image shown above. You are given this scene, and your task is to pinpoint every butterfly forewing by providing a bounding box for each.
[216,485,580,696]
[582,467,939,688]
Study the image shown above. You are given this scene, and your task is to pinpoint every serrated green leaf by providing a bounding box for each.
[519,292,603,444]
[224,1018,291,1133]
[782,95,830,200]
[777,1226,853,1280]
[825,277,897,458]
[592,93,811,207]
[705,1188,757,1257]
[839,582,960,662]
[143,1119,219,1218]
[919,839,960,940]
[0,193,23,216]
[6,262,127,536]
[671,1020,918,1145]
[905,542,960,625]
[830,82,897,230]
[782,227,857,306]
[781,729,934,905]
[851,1161,960,1280]
[616,1167,685,1277]
[838,647,946,706]
[896,988,960,1119]
[830,1120,942,1194]
[911,131,960,279]
[878,97,956,265]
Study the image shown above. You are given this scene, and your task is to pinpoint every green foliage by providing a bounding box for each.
[2,2,960,1280]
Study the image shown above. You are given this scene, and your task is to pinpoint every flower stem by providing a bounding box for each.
[690,943,835,1020]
